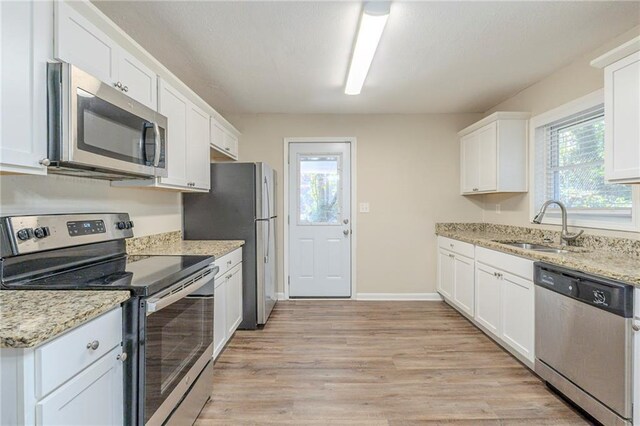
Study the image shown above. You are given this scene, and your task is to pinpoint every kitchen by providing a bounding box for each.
[0,0,639,425]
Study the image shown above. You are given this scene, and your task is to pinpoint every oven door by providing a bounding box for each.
[51,63,168,178]
[141,266,216,426]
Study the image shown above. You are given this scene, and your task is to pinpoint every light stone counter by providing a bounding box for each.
[127,231,244,258]
[0,290,130,348]
[436,223,640,287]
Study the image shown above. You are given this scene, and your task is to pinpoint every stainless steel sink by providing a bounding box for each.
[494,241,568,254]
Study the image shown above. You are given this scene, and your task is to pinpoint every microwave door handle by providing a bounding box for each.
[141,123,151,164]
[146,266,218,314]
[152,122,161,167]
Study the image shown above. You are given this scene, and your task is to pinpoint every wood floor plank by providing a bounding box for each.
[195,301,591,425]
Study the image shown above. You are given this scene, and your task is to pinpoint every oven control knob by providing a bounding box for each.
[128,221,134,229]
[16,228,33,241]
[34,227,45,239]
[117,221,127,230]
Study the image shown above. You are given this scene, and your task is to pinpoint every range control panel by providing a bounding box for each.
[67,220,106,237]
[1,213,134,257]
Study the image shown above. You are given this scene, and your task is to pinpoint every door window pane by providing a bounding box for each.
[298,155,341,224]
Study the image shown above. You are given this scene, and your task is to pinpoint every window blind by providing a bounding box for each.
[534,103,633,224]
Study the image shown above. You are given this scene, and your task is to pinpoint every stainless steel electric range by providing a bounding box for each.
[0,213,216,426]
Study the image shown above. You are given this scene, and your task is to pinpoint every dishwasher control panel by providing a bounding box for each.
[534,262,633,318]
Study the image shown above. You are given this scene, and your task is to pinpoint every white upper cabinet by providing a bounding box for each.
[187,102,212,190]
[158,79,189,187]
[54,1,157,110]
[459,112,529,195]
[0,0,51,175]
[592,37,640,184]
[210,116,239,161]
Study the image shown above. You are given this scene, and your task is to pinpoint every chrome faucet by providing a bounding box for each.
[533,200,584,244]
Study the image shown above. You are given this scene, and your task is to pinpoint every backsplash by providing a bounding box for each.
[435,223,640,257]
[126,230,182,254]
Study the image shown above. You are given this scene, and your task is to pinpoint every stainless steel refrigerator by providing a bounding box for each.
[183,162,277,329]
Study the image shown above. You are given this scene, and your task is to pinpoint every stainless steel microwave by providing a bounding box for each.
[46,63,168,180]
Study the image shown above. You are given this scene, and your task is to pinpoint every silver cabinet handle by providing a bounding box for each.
[472,188,479,192]
[114,81,122,89]
[449,253,455,258]
[123,86,128,92]
[227,260,232,265]
[117,352,128,362]
[225,147,231,151]
[86,340,100,350]
[39,158,51,166]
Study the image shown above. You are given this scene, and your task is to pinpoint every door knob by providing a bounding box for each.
[343,219,349,225]
[343,229,349,236]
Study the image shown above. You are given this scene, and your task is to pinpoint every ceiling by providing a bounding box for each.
[93,1,640,114]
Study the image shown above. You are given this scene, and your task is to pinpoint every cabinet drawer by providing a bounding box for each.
[475,246,533,280]
[35,307,122,398]
[437,236,474,258]
[215,248,242,277]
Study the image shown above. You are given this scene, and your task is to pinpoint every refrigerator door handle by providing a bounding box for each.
[264,176,271,220]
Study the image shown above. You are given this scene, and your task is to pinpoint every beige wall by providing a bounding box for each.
[227,113,484,296]
[482,26,640,240]
[0,174,182,237]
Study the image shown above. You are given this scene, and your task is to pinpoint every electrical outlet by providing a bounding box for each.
[359,202,370,213]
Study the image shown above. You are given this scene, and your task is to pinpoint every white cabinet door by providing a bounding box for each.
[225,264,243,336]
[116,49,157,110]
[0,0,51,174]
[214,277,227,360]
[36,347,123,426]
[158,79,188,187]
[475,262,501,337]
[501,272,534,362]
[224,132,239,159]
[460,132,480,193]
[437,248,455,299]
[453,254,474,316]
[54,1,117,84]
[477,122,498,191]
[604,52,640,183]
[210,119,226,152]
[210,117,239,160]
[186,103,211,190]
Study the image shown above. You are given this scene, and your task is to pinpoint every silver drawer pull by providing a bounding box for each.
[227,260,232,265]
[86,340,100,350]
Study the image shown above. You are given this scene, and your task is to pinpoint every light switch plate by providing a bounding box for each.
[359,202,370,213]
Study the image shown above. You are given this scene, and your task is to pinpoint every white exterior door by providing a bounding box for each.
[289,142,351,297]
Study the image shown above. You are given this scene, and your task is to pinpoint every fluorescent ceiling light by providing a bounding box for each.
[345,2,390,96]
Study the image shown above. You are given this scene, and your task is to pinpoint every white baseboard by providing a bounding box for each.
[276,292,286,300]
[355,293,442,301]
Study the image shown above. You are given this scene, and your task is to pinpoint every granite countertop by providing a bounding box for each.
[128,235,244,259]
[436,224,640,287]
[1,290,130,349]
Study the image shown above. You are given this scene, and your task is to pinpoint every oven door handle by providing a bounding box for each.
[146,265,218,314]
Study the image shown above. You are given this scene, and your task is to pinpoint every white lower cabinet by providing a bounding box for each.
[0,307,125,425]
[213,248,243,360]
[437,248,455,299]
[36,346,123,425]
[437,237,474,316]
[437,237,535,365]
[474,262,502,337]
[214,275,227,359]
[225,264,243,336]
[501,272,534,361]
[453,254,474,316]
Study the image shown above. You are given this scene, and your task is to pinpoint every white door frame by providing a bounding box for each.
[283,137,357,300]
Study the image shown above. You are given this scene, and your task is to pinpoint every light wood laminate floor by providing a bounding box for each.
[196,300,591,425]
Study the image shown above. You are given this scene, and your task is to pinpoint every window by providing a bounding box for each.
[532,92,638,230]
[298,154,341,225]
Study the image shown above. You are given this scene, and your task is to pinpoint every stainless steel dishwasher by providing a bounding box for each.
[534,262,634,426]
